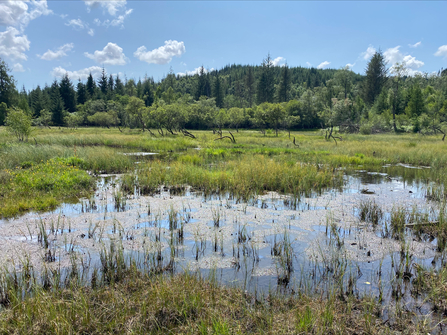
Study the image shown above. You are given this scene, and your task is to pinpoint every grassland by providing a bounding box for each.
[1,126,447,333]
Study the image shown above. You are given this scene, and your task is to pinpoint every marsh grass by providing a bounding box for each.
[0,159,94,218]
[0,244,432,334]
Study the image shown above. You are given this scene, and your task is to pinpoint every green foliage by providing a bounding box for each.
[0,158,93,217]
[363,50,388,105]
[5,107,32,141]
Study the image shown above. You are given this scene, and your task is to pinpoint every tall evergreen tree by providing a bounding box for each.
[98,67,108,97]
[277,63,290,102]
[0,58,17,107]
[114,75,125,95]
[213,73,223,108]
[77,80,87,105]
[50,80,65,126]
[245,66,255,107]
[142,79,154,107]
[86,73,96,99]
[363,50,388,105]
[195,66,211,100]
[257,54,275,104]
[30,85,44,117]
[59,73,76,113]
[108,74,114,93]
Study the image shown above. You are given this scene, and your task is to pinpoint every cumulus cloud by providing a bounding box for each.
[84,42,127,65]
[346,63,355,69]
[409,41,422,48]
[434,45,447,58]
[0,26,30,60]
[51,65,103,81]
[317,61,330,69]
[66,18,86,29]
[66,18,94,36]
[177,66,214,77]
[98,9,133,28]
[38,43,74,61]
[0,0,52,31]
[84,0,127,16]
[306,62,312,67]
[272,56,286,67]
[134,40,185,65]
[362,46,376,60]
[12,63,25,72]
[384,46,424,76]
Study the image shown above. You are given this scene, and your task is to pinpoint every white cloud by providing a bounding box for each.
[84,0,127,16]
[317,61,330,69]
[102,9,133,28]
[362,46,376,60]
[51,65,103,81]
[384,45,424,76]
[306,62,312,67]
[0,26,30,60]
[272,56,286,67]
[346,63,355,69]
[434,45,447,58]
[38,43,74,61]
[177,66,214,77]
[0,0,52,31]
[66,18,94,36]
[12,63,25,72]
[134,40,185,65]
[409,41,422,48]
[84,42,127,65]
[66,18,86,29]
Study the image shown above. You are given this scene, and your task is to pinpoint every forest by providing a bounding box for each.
[1,52,447,139]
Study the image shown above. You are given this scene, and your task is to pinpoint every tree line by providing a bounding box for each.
[1,52,447,140]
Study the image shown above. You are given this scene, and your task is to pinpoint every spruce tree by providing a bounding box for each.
[245,66,255,107]
[86,73,96,99]
[114,75,125,96]
[0,58,17,107]
[213,73,223,108]
[277,63,290,102]
[142,79,154,107]
[363,50,388,105]
[98,67,108,97]
[59,73,76,113]
[257,54,274,104]
[50,80,65,126]
[77,80,87,105]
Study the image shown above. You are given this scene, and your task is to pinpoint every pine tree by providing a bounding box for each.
[363,50,388,105]
[98,67,108,97]
[213,73,223,108]
[257,54,275,104]
[50,80,65,126]
[59,73,76,113]
[114,75,125,96]
[277,63,290,102]
[77,80,87,105]
[245,66,255,107]
[86,73,96,99]
[108,74,114,93]
[142,79,154,107]
[30,85,44,117]
[0,58,17,107]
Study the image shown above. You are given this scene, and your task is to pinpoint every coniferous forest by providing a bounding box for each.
[1,52,447,137]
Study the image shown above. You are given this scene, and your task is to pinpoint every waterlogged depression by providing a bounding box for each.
[0,165,442,300]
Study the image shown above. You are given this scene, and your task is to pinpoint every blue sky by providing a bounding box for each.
[1,1,446,90]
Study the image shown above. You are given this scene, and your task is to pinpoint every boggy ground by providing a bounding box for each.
[1,126,447,333]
